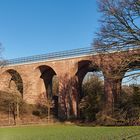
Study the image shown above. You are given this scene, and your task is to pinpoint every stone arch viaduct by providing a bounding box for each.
[0,47,140,119]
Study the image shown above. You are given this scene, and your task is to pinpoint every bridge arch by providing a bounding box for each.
[0,69,23,97]
[76,60,103,98]
[35,65,59,117]
[64,60,104,118]
[102,57,140,114]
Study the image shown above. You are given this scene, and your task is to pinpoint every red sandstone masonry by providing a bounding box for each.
[0,49,139,118]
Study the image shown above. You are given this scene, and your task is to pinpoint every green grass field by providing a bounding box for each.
[0,125,140,140]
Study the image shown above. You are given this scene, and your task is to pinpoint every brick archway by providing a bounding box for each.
[0,69,23,97]
[35,65,59,117]
[76,60,102,98]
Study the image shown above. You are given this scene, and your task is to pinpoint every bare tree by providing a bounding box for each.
[93,0,140,115]
[93,0,140,82]
[36,92,53,122]
[94,0,140,88]
[0,90,25,125]
[94,0,140,50]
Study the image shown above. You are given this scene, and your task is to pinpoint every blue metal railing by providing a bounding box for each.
[6,46,140,65]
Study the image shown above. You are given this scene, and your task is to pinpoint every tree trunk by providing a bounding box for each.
[48,106,50,123]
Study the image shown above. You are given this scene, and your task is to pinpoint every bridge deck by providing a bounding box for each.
[6,46,139,65]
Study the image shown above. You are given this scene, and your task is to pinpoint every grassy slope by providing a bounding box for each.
[0,125,140,140]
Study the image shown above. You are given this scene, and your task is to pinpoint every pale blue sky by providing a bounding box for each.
[0,0,100,59]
